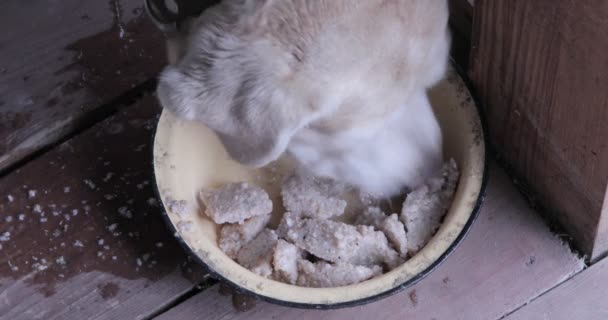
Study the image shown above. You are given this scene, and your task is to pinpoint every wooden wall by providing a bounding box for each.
[469,0,608,260]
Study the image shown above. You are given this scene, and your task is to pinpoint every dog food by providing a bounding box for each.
[281,171,347,219]
[400,159,460,254]
[235,229,278,278]
[219,214,272,258]
[296,260,382,288]
[273,239,305,284]
[201,182,273,224]
[204,159,459,287]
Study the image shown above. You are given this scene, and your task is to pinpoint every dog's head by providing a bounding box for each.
[155,0,451,195]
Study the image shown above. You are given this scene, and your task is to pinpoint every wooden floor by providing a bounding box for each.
[0,1,606,319]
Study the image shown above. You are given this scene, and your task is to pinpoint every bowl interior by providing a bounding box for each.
[152,65,486,307]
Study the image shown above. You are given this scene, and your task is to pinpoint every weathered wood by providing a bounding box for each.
[505,258,608,320]
[449,0,474,70]
[470,0,608,259]
[156,166,584,320]
[0,0,165,172]
[0,96,206,320]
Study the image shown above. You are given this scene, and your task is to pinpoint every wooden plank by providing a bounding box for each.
[0,95,206,320]
[505,258,608,320]
[449,0,474,70]
[155,166,584,320]
[470,0,608,259]
[0,0,165,172]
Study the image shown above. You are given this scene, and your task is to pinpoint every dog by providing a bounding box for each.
[155,0,451,197]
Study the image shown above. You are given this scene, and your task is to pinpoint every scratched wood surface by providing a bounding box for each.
[0,0,165,173]
[505,258,608,320]
[0,96,207,320]
[470,0,608,260]
[505,259,608,320]
[156,167,585,320]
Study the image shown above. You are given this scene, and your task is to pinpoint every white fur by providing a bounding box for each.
[157,0,451,196]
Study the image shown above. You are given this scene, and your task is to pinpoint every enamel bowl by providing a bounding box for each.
[152,65,487,309]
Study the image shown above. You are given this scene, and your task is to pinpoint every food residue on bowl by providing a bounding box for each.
[196,159,459,288]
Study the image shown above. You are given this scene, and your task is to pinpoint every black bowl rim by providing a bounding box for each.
[150,61,490,310]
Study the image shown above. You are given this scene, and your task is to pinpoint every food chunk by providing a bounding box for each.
[281,171,347,219]
[380,214,408,257]
[353,207,387,228]
[201,182,272,224]
[219,214,271,258]
[296,260,382,288]
[278,213,402,269]
[277,213,361,263]
[349,225,403,269]
[400,159,460,254]
[236,229,278,277]
[273,240,305,284]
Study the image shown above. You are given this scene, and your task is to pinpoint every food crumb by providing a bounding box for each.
[177,221,194,233]
[147,198,158,207]
[167,199,189,217]
[84,179,96,190]
[18,214,25,221]
[409,290,418,306]
[63,187,71,193]
[73,240,84,247]
[5,216,13,223]
[103,173,114,182]
[56,256,66,265]
[32,263,48,271]
[7,195,14,202]
[28,190,37,198]
[118,207,133,219]
[107,223,118,232]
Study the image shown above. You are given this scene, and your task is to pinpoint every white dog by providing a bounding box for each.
[156,0,451,196]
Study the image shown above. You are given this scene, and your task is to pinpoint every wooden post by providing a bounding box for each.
[469,0,608,260]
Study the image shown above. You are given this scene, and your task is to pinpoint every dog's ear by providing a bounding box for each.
[156,0,320,167]
[157,47,315,167]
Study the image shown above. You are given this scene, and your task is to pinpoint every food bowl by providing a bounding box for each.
[152,64,487,309]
